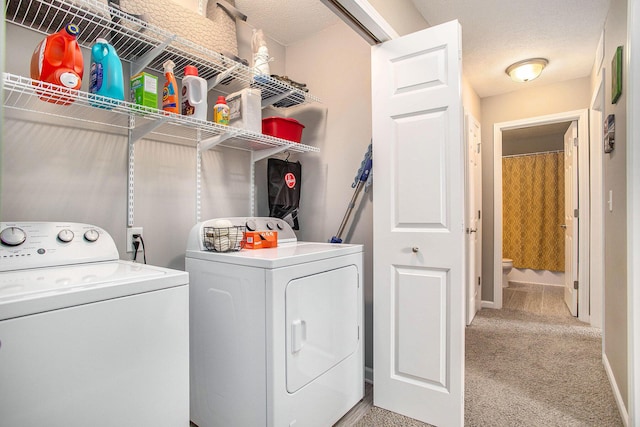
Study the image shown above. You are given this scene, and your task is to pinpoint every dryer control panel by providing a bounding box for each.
[187,217,297,252]
[0,222,118,272]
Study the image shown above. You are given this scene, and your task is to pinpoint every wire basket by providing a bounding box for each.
[203,226,246,252]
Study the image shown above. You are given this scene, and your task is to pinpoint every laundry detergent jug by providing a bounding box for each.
[30,23,84,105]
[89,38,125,108]
[181,65,207,121]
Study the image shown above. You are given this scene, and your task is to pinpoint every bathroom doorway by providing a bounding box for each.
[493,110,592,323]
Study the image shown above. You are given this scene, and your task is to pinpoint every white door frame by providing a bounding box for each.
[627,0,640,423]
[493,109,590,323]
[590,72,605,330]
[465,110,482,325]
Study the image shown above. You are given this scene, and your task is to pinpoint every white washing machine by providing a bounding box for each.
[186,217,363,427]
[0,222,190,427]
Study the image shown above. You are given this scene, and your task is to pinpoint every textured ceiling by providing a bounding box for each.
[411,0,612,98]
[236,0,611,98]
[235,0,340,46]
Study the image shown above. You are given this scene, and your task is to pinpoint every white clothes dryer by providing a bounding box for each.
[186,217,364,427]
[0,222,189,427]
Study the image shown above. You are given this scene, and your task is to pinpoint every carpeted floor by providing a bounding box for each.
[465,308,622,426]
[348,306,623,426]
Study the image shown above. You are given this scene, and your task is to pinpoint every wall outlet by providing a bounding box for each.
[126,227,143,253]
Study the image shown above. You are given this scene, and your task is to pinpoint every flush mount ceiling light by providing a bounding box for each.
[505,58,549,82]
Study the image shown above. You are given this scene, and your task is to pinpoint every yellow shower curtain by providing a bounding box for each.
[502,151,565,272]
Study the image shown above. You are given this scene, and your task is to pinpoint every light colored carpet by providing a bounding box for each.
[465,308,622,426]
[350,308,623,426]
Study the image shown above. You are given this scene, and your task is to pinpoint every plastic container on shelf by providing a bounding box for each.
[262,117,305,143]
[212,95,230,125]
[226,88,261,132]
[30,23,84,105]
[89,38,124,108]
[251,29,270,76]
[162,60,179,114]
[181,65,207,120]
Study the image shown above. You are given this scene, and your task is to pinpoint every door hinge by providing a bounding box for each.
[574,280,579,290]
[574,208,579,218]
[478,210,481,220]
[357,326,360,340]
[573,137,578,147]
[478,276,481,286]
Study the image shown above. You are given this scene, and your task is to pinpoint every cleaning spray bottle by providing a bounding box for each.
[181,65,207,121]
[162,60,179,114]
[30,23,84,105]
[89,37,124,108]
[213,95,230,125]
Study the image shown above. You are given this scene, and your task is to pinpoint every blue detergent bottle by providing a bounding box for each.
[89,38,125,108]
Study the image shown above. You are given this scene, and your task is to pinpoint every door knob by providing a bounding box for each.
[560,224,567,229]
[412,247,419,253]
[466,228,477,234]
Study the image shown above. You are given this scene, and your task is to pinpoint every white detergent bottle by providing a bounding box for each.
[181,65,208,120]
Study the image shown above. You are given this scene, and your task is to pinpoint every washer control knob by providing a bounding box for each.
[246,220,257,231]
[266,222,274,230]
[1,227,27,246]
[57,229,74,243]
[276,222,284,230]
[84,229,100,242]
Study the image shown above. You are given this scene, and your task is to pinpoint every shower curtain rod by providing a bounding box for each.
[502,149,564,159]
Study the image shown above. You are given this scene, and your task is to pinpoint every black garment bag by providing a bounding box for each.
[267,158,301,230]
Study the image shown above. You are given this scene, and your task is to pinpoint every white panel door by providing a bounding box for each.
[465,112,482,325]
[372,20,465,427]
[564,121,578,316]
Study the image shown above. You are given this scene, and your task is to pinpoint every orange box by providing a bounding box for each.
[243,231,278,249]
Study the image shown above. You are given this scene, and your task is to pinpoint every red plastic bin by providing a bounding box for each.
[262,117,305,143]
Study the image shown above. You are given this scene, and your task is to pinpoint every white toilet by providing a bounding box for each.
[502,258,514,288]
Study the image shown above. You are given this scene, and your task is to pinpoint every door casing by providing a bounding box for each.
[492,109,590,324]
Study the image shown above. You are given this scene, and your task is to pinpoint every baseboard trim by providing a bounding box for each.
[364,366,373,384]
[509,279,564,288]
[481,300,496,309]
[603,352,629,426]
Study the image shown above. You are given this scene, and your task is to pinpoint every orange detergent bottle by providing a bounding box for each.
[30,23,84,105]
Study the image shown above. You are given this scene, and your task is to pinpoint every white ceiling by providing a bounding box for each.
[234,0,340,46]
[236,0,611,99]
[412,0,611,98]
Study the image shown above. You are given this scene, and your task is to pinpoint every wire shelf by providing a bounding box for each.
[4,0,321,108]
[3,72,320,153]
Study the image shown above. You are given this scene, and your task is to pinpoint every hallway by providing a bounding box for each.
[337,284,623,426]
[465,284,622,426]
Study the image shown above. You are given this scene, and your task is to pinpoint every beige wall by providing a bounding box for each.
[479,77,592,302]
[463,74,482,122]
[601,0,629,410]
[368,0,429,36]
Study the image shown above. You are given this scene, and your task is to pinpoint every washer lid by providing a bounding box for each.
[185,241,363,269]
[0,260,188,321]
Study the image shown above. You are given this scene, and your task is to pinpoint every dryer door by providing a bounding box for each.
[285,265,359,393]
